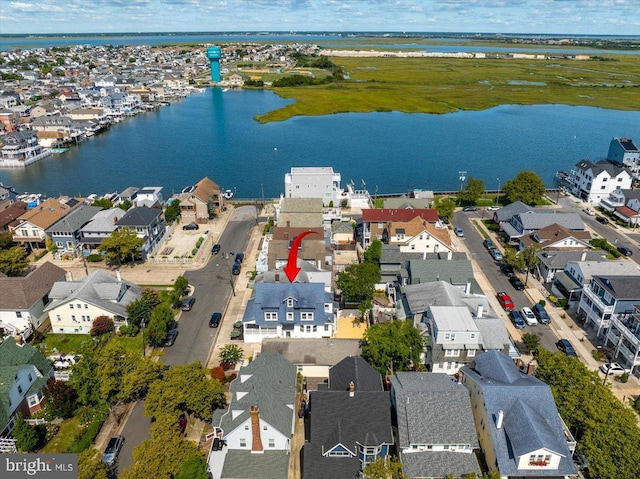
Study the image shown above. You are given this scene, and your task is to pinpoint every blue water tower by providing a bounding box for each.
[206,46,222,82]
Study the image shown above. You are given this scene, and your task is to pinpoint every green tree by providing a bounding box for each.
[435,197,456,222]
[173,276,189,296]
[0,246,29,276]
[164,199,181,224]
[12,415,39,452]
[126,298,150,328]
[44,378,78,418]
[458,176,485,205]
[146,304,174,347]
[521,333,540,355]
[521,243,542,285]
[174,456,209,479]
[363,456,407,479]
[362,320,426,376]
[78,448,110,479]
[503,247,526,272]
[98,227,143,265]
[535,349,640,479]
[91,198,113,210]
[219,344,244,368]
[363,239,382,264]
[120,357,166,402]
[120,421,207,479]
[0,230,15,249]
[94,341,137,406]
[336,261,380,313]
[141,288,162,311]
[145,362,225,422]
[502,171,546,205]
[118,199,132,211]
[71,351,101,406]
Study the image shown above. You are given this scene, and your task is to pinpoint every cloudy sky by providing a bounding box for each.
[1,0,639,36]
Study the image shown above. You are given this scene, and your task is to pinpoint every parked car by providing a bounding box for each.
[211,244,221,255]
[462,205,477,212]
[532,303,551,324]
[496,292,515,311]
[556,339,577,357]
[520,307,538,326]
[164,329,179,346]
[599,362,631,375]
[583,208,595,216]
[487,205,500,211]
[489,247,503,261]
[617,246,632,257]
[509,275,525,291]
[235,252,244,264]
[232,263,241,275]
[509,310,525,329]
[500,262,514,276]
[455,227,464,237]
[182,222,199,230]
[209,312,222,328]
[596,216,609,224]
[483,238,495,250]
[181,296,195,311]
[102,435,125,467]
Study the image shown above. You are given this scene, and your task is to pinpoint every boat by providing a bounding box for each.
[51,148,69,154]
[223,189,234,199]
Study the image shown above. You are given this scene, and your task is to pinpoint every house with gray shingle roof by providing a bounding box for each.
[116,206,166,259]
[43,269,142,334]
[46,204,101,255]
[569,159,632,204]
[303,373,393,479]
[79,207,124,253]
[0,262,66,339]
[390,372,481,479]
[0,337,53,436]
[462,351,577,478]
[242,282,334,343]
[501,211,584,242]
[492,200,533,227]
[577,274,640,337]
[208,351,296,479]
[408,257,480,294]
[329,356,382,392]
[536,250,607,284]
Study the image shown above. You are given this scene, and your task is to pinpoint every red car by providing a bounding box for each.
[496,292,515,311]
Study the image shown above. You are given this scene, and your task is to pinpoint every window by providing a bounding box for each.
[301,312,314,321]
[286,312,294,321]
[268,438,275,448]
[77,304,82,309]
[18,385,23,394]
[56,315,61,322]
[84,304,88,309]
[16,311,22,318]
[445,349,460,357]
[28,373,33,382]
[71,315,76,322]
[324,325,330,332]
[287,298,294,307]
[411,244,416,250]
[468,349,476,357]
[244,425,249,430]
[263,425,268,431]
[239,438,246,448]
[324,303,331,312]
[264,312,278,321]
[70,304,74,309]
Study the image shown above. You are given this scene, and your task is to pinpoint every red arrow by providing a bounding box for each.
[283,231,318,282]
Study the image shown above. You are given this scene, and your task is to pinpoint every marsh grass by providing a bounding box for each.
[256,55,640,122]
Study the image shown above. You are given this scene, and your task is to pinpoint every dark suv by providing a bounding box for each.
[182,222,199,230]
[557,339,577,357]
[235,252,244,264]
[617,246,632,257]
[209,312,222,328]
[532,303,551,324]
[595,216,609,225]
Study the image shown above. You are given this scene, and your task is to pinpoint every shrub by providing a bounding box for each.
[538,299,546,307]
[86,254,103,262]
[191,248,198,255]
[118,324,139,337]
[195,237,203,248]
[68,412,106,453]
[225,373,237,383]
[210,366,225,382]
[90,316,114,336]
[634,395,640,413]
[592,349,607,362]
[620,372,629,383]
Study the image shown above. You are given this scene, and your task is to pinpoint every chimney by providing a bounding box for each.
[423,251,426,260]
[250,406,264,452]
[116,269,122,282]
[275,272,280,283]
[349,381,355,397]
[527,361,536,376]
[67,271,73,281]
[14,335,24,346]
[496,410,504,429]
[476,304,483,318]
[581,250,587,261]
[447,250,453,260]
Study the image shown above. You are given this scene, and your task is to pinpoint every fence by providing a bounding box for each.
[0,438,17,453]
[25,418,46,426]
[54,370,73,381]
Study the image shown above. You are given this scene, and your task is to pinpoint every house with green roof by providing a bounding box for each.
[208,351,296,479]
[0,336,53,435]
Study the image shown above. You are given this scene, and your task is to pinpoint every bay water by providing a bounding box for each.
[1,88,638,199]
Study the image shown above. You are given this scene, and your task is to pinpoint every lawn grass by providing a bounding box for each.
[40,333,94,356]
[112,335,144,356]
[255,54,640,122]
[40,417,85,454]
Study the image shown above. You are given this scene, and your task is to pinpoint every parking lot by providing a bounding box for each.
[152,226,211,259]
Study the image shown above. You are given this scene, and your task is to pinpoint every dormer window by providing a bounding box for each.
[287,298,294,308]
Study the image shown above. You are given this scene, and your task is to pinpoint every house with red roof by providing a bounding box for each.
[360,208,439,248]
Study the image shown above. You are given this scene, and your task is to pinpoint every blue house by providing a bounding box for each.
[46,204,101,256]
[242,282,334,343]
[116,207,166,259]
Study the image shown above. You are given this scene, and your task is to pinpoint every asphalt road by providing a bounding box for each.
[116,207,256,472]
[452,210,559,353]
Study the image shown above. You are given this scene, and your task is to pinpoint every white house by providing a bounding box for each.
[569,159,632,204]
[44,269,142,334]
[386,215,453,254]
[284,167,347,206]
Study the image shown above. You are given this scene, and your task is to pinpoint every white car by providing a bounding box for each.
[599,362,631,375]
[487,205,500,211]
[520,307,538,325]
[583,208,595,216]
